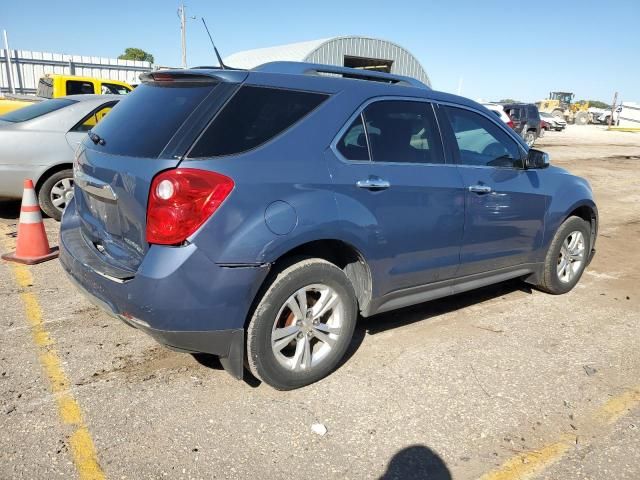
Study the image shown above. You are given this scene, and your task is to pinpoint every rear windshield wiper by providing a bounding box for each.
[88,131,106,146]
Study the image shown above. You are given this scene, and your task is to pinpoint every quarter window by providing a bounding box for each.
[189,86,328,157]
[337,115,370,161]
[362,101,444,164]
[71,102,117,132]
[442,106,522,168]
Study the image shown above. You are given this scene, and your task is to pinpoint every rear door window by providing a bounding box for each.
[87,82,217,158]
[0,98,77,122]
[362,100,444,164]
[188,86,328,157]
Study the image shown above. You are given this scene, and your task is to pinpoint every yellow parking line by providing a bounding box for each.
[479,385,640,480]
[2,231,106,479]
[478,436,573,480]
[596,387,640,425]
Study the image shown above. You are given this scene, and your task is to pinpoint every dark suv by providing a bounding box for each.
[60,62,597,390]
[501,103,542,147]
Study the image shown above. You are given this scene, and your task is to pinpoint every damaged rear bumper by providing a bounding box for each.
[59,211,270,379]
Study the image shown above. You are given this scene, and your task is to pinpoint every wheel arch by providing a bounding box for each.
[247,238,373,327]
[34,162,73,193]
[565,202,598,257]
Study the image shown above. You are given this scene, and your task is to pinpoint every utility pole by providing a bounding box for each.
[179,4,187,69]
[608,91,618,127]
[3,30,16,94]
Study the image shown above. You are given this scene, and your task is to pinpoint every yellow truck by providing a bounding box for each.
[0,74,132,115]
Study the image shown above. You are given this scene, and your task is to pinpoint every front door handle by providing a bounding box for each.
[356,177,391,190]
[468,185,493,194]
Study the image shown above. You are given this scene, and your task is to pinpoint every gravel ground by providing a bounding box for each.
[0,125,638,479]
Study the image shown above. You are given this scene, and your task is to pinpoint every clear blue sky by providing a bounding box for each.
[2,0,638,102]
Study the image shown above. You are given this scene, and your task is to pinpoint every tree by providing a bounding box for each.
[118,48,154,64]
[499,98,519,103]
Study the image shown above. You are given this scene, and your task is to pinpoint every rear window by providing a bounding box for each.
[0,98,77,123]
[527,106,540,120]
[87,82,216,158]
[188,86,328,158]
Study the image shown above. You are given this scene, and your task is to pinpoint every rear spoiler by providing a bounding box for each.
[139,70,248,84]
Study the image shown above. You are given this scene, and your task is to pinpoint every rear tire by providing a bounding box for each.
[551,109,565,120]
[524,130,537,147]
[246,258,358,390]
[536,216,590,295]
[37,169,74,221]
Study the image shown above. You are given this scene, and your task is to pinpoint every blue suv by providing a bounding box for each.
[60,62,597,389]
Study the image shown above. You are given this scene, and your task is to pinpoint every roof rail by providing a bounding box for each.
[252,61,429,89]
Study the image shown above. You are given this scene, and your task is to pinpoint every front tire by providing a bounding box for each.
[38,169,74,221]
[246,258,358,390]
[537,216,590,294]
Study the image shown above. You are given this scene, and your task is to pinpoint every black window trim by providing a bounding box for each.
[68,101,119,133]
[185,84,331,159]
[331,96,451,166]
[433,100,529,170]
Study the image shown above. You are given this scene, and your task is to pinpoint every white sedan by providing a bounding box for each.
[540,112,566,131]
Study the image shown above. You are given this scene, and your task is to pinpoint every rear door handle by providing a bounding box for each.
[356,177,391,190]
[468,185,493,194]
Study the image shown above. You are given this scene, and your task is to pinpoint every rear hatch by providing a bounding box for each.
[72,70,246,274]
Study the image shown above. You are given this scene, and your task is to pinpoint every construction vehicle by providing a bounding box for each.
[536,92,590,125]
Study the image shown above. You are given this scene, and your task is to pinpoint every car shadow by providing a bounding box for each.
[198,278,531,388]
[338,278,530,368]
[380,444,452,480]
[0,200,20,220]
[363,278,529,336]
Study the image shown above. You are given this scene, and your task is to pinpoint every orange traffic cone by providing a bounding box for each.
[1,179,59,265]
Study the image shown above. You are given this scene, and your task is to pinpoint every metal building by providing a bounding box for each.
[1,49,151,95]
[224,36,431,87]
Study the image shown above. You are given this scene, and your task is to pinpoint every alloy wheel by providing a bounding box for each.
[271,284,345,372]
[557,230,586,283]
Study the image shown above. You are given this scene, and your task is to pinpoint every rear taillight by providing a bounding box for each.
[147,168,234,245]
[507,119,515,129]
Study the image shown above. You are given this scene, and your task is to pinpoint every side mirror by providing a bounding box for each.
[525,149,550,169]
